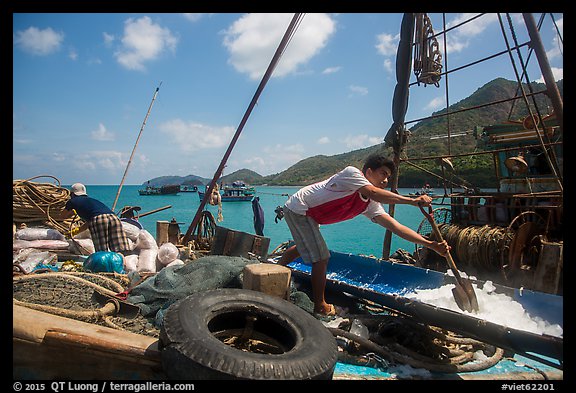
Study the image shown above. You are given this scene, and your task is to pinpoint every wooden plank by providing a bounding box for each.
[13,304,163,379]
[13,304,160,359]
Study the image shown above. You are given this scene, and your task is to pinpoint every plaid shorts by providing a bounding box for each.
[283,206,330,264]
[88,214,130,253]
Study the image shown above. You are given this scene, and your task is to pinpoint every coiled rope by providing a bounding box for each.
[329,312,504,374]
[13,175,77,234]
[438,223,511,270]
[413,13,443,87]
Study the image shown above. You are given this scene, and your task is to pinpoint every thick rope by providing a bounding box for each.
[13,272,124,294]
[13,175,78,235]
[328,327,504,373]
[13,297,118,322]
[13,272,127,323]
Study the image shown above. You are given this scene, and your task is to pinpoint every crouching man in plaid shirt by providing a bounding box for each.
[62,182,130,254]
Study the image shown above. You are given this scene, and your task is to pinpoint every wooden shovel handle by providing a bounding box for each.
[418,204,463,282]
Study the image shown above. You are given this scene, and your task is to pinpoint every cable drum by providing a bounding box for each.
[435,224,511,271]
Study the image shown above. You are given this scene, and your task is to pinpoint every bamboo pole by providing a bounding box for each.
[112,83,162,212]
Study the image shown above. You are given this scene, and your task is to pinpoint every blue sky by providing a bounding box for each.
[13,13,563,185]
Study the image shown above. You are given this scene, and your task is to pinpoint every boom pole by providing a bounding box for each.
[112,82,162,212]
[182,13,304,245]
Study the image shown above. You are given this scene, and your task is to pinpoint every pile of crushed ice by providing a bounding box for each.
[406,279,563,338]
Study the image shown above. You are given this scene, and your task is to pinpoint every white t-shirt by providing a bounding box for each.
[284,166,387,224]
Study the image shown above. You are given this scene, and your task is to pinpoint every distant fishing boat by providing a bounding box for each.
[179,185,198,192]
[199,181,255,202]
[409,183,436,197]
[138,184,180,196]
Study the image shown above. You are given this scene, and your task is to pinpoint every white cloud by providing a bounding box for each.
[14,26,64,56]
[341,134,381,150]
[443,13,498,54]
[159,119,235,152]
[546,16,563,61]
[375,33,399,75]
[91,123,115,141]
[73,151,127,172]
[103,32,115,46]
[425,96,445,111]
[183,13,212,22]
[383,58,393,73]
[260,143,305,173]
[242,156,266,172]
[317,136,330,144]
[375,33,399,57]
[114,16,178,71]
[535,67,563,83]
[322,66,341,75]
[223,13,336,80]
[349,85,368,97]
[52,152,67,162]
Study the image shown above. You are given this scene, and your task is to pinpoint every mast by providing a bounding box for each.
[182,14,304,245]
[522,13,563,135]
[382,13,415,259]
[112,83,162,212]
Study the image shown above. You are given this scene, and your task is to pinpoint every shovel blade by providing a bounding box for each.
[452,279,479,313]
[92,290,141,319]
[452,285,472,313]
[461,279,479,312]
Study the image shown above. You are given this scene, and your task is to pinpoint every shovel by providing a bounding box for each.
[419,204,479,313]
[92,289,141,319]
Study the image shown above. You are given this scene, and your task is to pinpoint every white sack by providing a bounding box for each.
[121,222,141,242]
[166,259,184,267]
[135,229,158,250]
[68,238,95,255]
[157,242,179,265]
[15,227,65,241]
[137,248,158,273]
[13,239,70,251]
[123,254,139,274]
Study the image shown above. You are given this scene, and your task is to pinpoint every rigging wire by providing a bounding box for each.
[182,13,306,244]
[498,13,562,190]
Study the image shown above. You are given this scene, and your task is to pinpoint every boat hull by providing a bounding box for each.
[138,185,180,196]
[286,251,563,363]
[13,304,165,380]
[198,191,254,202]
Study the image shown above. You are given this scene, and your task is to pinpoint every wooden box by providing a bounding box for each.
[211,226,270,259]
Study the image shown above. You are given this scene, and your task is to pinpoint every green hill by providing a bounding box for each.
[145,78,561,189]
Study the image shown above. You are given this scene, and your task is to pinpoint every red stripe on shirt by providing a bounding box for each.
[306,192,369,224]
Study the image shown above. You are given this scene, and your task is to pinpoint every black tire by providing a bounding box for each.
[159,288,338,380]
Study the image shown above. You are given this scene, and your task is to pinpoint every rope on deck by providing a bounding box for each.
[13,175,78,234]
[328,312,505,374]
[12,271,159,338]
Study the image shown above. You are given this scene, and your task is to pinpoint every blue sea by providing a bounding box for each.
[79,184,439,258]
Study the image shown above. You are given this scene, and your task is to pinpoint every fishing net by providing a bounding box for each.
[13,271,159,336]
[127,255,258,319]
[126,255,314,325]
